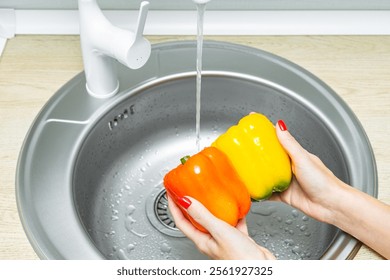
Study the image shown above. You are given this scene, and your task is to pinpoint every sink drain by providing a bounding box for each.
[155,190,176,229]
[146,186,185,237]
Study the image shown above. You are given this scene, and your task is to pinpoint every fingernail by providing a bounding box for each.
[277,120,287,131]
[177,196,192,209]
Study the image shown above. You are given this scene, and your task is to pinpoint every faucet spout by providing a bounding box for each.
[78,0,151,98]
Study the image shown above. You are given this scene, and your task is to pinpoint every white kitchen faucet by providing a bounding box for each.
[78,0,151,98]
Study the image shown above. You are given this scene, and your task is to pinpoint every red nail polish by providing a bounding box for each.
[177,197,192,209]
[277,120,287,131]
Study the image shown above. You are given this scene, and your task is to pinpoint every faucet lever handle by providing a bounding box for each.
[135,1,150,40]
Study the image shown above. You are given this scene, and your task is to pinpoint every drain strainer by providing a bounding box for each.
[146,186,185,237]
[155,190,176,229]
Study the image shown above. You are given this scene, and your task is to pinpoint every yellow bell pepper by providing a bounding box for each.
[212,113,292,200]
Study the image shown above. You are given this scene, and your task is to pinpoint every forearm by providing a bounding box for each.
[275,125,389,258]
[328,182,390,259]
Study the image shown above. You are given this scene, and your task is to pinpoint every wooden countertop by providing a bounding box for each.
[0,35,389,260]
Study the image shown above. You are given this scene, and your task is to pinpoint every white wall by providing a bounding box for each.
[1,0,390,10]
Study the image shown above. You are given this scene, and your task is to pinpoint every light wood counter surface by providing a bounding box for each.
[0,35,389,260]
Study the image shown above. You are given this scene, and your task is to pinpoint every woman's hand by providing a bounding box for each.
[274,120,390,259]
[168,195,275,260]
[271,120,346,224]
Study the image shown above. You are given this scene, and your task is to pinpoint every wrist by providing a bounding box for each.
[319,179,351,226]
[324,180,358,227]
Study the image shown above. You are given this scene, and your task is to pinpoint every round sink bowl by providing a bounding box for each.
[16,41,377,259]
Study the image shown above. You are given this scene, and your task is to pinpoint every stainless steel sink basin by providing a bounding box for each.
[16,41,377,259]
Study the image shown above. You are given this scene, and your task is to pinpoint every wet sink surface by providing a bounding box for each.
[16,41,377,259]
[74,74,341,260]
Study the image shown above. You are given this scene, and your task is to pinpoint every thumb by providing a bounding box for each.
[184,197,227,238]
[275,120,309,165]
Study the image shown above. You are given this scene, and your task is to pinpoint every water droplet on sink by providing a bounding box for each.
[127,243,136,252]
[284,227,294,235]
[138,178,145,185]
[160,242,171,253]
[111,215,119,221]
[130,229,148,238]
[291,209,299,217]
[284,239,295,246]
[292,246,302,256]
[117,249,128,260]
[299,225,307,232]
[251,205,276,216]
[125,216,136,231]
[126,205,136,216]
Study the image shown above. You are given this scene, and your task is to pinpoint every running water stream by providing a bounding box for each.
[194,2,208,151]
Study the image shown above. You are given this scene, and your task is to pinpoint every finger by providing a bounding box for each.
[168,195,219,255]
[185,197,229,240]
[236,217,249,235]
[268,192,282,202]
[275,120,306,159]
[275,121,315,175]
[169,196,224,257]
[167,195,205,239]
[262,247,277,260]
[167,195,190,227]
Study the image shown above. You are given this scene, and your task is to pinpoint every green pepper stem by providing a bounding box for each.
[180,155,190,165]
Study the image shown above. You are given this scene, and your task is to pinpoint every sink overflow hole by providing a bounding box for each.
[108,104,135,131]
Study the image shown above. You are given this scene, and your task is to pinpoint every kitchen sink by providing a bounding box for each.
[16,41,377,259]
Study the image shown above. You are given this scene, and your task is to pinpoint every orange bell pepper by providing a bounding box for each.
[163,146,251,233]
